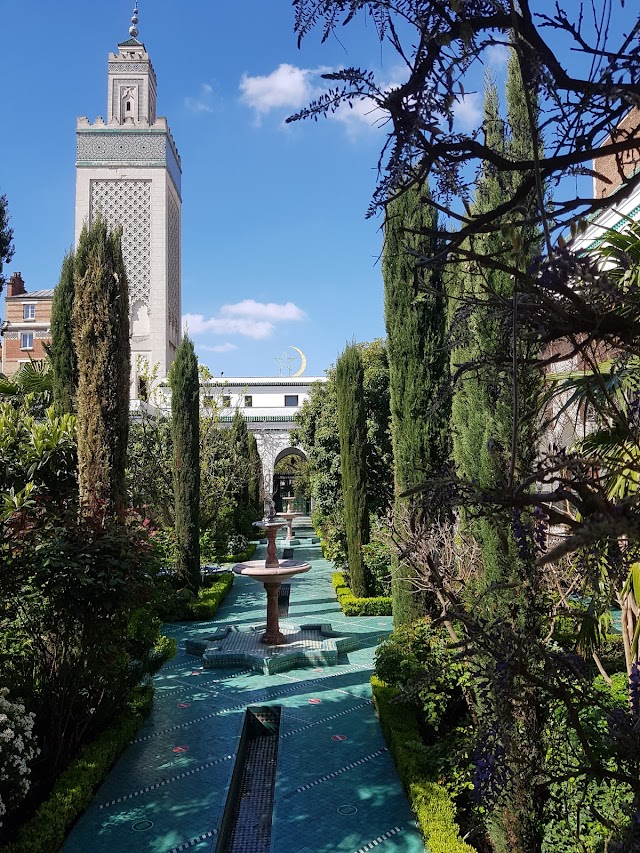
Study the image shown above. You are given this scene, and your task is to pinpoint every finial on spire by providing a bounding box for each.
[129,4,139,38]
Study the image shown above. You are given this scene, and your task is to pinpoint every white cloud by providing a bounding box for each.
[240,63,398,138]
[183,313,275,339]
[221,299,306,322]
[240,64,315,118]
[185,83,214,114]
[453,93,482,130]
[485,44,510,69]
[329,96,390,136]
[198,342,238,353]
[183,301,305,342]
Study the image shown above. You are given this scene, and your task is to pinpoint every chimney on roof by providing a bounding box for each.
[6,272,26,297]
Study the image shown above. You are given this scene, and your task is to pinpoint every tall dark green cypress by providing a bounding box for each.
[170,335,201,590]
[336,343,372,597]
[73,219,130,515]
[451,59,544,853]
[382,186,451,626]
[230,408,259,536]
[50,252,78,414]
[247,430,262,520]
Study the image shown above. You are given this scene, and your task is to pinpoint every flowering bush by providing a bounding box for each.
[0,688,39,828]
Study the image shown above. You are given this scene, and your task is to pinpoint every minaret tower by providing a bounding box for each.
[75,5,182,396]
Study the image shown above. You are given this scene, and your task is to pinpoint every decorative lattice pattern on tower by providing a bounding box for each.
[167,192,180,342]
[108,62,148,73]
[78,133,165,162]
[90,179,152,308]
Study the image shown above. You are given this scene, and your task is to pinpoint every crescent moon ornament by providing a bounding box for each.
[291,346,307,377]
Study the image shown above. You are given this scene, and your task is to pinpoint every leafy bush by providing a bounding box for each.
[157,573,234,622]
[332,572,392,616]
[0,685,153,853]
[0,401,77,506]
[0,690,39,830]
[362,537,392,596]
[151,526,178,568]
[314,511,348,570]
[226,533,249,558]
[2,508,162,781]
[371,676,475,853]
[375,619,469,731]
[542,672,635,851]
[218,542,256,565]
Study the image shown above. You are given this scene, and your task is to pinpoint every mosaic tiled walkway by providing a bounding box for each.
[62,536,424,853]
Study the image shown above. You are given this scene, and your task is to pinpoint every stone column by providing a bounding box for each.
[262,582,285,645]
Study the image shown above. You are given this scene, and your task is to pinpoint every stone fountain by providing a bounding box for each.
[277,494,303,544]
[232,515,310,645]
[184,503,359,674]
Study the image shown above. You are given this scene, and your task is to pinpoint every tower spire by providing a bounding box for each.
[129,4,139,39]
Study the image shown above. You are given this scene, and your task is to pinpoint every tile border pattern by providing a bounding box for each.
[291,747,389,795]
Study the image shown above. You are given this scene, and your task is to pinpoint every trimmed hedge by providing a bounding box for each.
[160,572,235,622]
[332,571,392,616]
[189,572,234,620]
[219,543,257,564]
[1,685,154,853]
[371,676,475,853]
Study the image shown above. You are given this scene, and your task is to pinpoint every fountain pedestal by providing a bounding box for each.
[263,582,283,644]
[233,519,310,646]
[277,494,303,544]
[186,516,359,673]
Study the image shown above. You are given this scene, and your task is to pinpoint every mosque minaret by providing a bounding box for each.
[74,5,182,396]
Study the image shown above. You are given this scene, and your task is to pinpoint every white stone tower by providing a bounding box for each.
[74,5,182,396]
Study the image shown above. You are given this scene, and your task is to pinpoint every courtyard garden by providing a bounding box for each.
[2,2,640,852]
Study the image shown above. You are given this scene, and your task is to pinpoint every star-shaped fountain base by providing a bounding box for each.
[185,623,359,675]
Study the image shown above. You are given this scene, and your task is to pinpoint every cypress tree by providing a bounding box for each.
[451,59,544,853]
[247,430,262,520]
[230,408,256,536]
[336,342,372,597]
[382,186,451,626]
[50,252,78,414]
[73,218,130,515]
[170,335,201,590]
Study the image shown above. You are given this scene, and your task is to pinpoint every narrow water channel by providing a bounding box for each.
[219,707,281,853]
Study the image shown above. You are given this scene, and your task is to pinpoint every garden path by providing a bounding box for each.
[62,536,424,853]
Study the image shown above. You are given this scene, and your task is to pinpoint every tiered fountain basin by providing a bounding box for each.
[183,515,357,674]
[277,494,303,544]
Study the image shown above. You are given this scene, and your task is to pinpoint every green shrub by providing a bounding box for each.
[331,571,392,616]
[375,619,469,731]
[218,543,256,565]
[542,672,634,851]
[1,685,154,853]
[362,535,392,596]
[189,574,234,620]
[371,676,475,853]
[158,572,234,622]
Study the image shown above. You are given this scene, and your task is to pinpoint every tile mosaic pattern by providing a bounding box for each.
[62,540,425,853]
[188,622,361,675]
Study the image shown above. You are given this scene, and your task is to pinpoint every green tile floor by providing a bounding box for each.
[62,538,425,853]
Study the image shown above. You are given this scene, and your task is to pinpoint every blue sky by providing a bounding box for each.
[0,0,499,378]
[1,1,620,378]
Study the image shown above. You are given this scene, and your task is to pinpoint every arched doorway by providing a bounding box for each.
[272,448,310,514]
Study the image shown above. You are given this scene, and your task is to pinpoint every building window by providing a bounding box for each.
[20,332,34,350]
[23,304,35,320]
[284,395,299,407]
[244,395,253,408]
[222,395,231,408]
